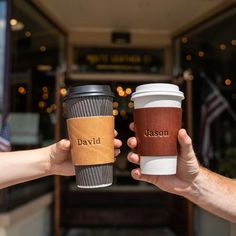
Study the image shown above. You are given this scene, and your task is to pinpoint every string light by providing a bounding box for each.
[113,102,119,108]
[181,37,188,44]
[125,88,132,95]
[40,46,47,52]
[225,79,231,86]
[38,101,46,108]
[10,18,18,26]
[18,86,26,95]
[43,93,49,100]
[116,86,123,93]
[25,31,31,37]
[231,40,236,46]
[10,18,24,31]
[186,54,192,61]
[113,109,118,116]
[42,86,48,92]
[46,107,53,113]
[183,69,194,81]
[51,104,57,110]
[219,44,226,50]
[60,88,67,96]
[118,90,125,97]
[128,102,134,108]
[120,110,126,117]
[198,51,205,57]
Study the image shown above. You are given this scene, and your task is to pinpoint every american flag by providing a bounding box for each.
[0,121,11,152]
[200,77,236,166]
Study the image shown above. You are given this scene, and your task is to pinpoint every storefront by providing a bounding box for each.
[0,1,66,235]
[0,1,236,236]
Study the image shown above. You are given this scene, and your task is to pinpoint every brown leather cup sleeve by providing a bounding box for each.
[134,107,182,156]
[67,116,114,165]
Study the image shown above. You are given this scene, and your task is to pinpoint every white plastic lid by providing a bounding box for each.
[140,156,177,175]
[132,83,184,100]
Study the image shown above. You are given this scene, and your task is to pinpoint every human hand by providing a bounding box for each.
[48,130,122,176]
[127,122,200,197]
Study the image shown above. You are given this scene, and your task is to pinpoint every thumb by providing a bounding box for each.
[50,139,71,161]
[178,129,195,161]
[57,139,71,151]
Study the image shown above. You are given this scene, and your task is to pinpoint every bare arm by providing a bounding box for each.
[0,134,122,189]
[127,123,236,223]
[187,166,236,222]
[0,140,73,189]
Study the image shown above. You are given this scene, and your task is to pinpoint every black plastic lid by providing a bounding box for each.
[64,85,114,101]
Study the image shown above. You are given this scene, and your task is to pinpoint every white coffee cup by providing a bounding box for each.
[131,83,184,175]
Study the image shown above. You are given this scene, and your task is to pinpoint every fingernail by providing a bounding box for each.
[127,138,131,145]
[130,155,136,162]
[115,149,121,156]
[132,169,140,179]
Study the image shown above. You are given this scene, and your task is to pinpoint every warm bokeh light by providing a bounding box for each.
[116,86,123,93]
[46,107,53,113]
[10,18,17,26]
[25,31,31,37]
[219,44,226,50]
[10,19,24,31]
[183,70,194,81]
[51,104,57,110]
[225,79,231,86]
[113,102,119,108]
[38,101,46,108]
[37,65,52,72]
[231,39,236,46]
[128,101,134,108]
[118,90,125,97]
[125,88,132,95]
[120,110,126,116]
[18,86,26,95]
[42,86,48,93]
[43,93,49,100]
[113,109,119,116]
[198,51,205,57]
[186,54,192,61]
[181,37,188,44]
[40,46,46,52]
[60,88,67,96]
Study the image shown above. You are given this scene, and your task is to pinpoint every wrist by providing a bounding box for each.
[183,166,206,203]
[41,145,54,176]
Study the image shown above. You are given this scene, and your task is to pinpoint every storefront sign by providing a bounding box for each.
[73,47,164,74]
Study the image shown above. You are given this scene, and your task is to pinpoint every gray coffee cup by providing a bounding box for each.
[64,85,114,188]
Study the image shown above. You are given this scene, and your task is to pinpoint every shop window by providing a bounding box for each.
[0,0,7,126]
[0,0,66,211]
[10,0,66,148]
[176,6,236,176]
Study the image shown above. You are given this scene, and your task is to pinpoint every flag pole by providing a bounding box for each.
[183,69,194,236]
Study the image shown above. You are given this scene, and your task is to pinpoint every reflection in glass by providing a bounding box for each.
[0,0,6,113]
[10,0,66,147]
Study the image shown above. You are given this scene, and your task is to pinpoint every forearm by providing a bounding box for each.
[185,166,236,223]
[0,147,51,189]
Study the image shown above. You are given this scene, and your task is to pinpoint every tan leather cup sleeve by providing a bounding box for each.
[67,116,114,165]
